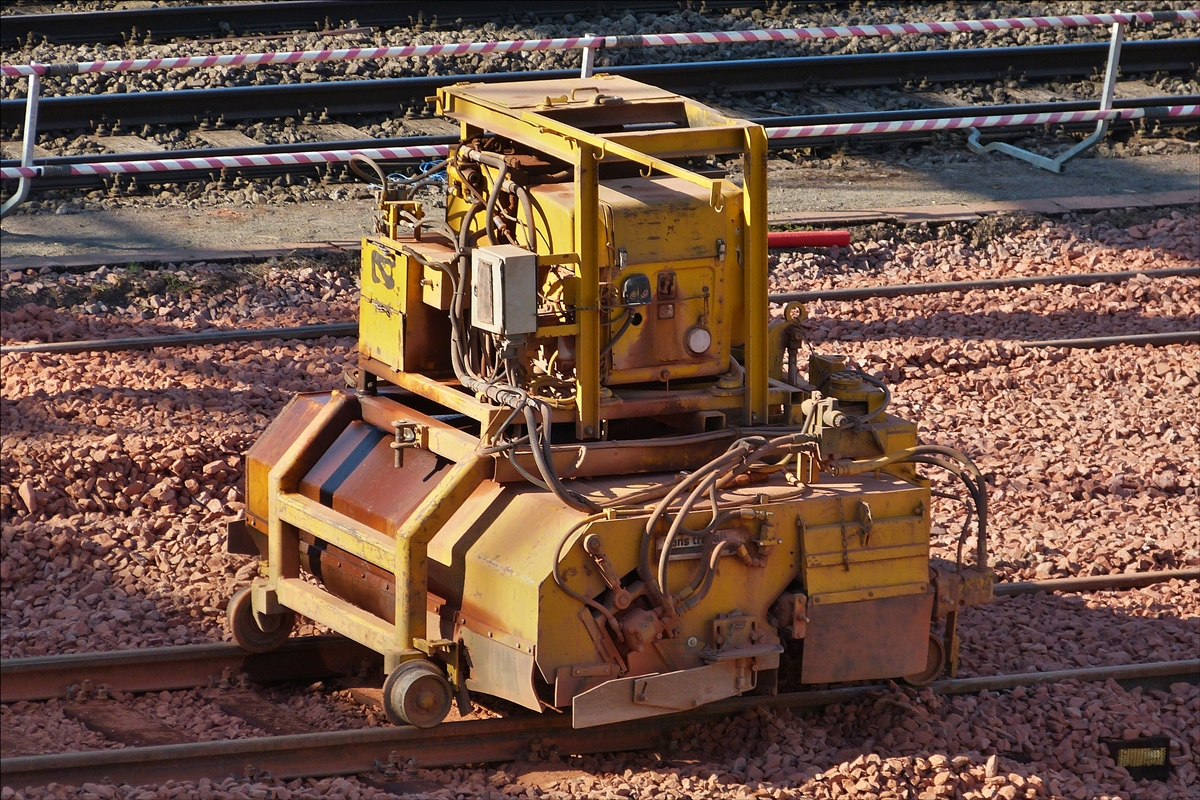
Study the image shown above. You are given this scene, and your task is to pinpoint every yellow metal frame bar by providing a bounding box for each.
[394,453,491,657]
[742,126,769,424]
[434,80,772,432]
[277,492,395,569]
[258,390,492,667]
[524,112,729,211]
[262,392,356,591]
[598,126,747,159]
[574,140,601,438]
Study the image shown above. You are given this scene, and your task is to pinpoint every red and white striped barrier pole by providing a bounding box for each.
[5,105,1196,181]
[2,10,1196,77]
[0,145,450,180]
[765,105,1200,140]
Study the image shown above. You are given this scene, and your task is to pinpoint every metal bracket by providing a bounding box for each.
[1,72,41,219]
[391,419,424,467]
[580,34,598,79]
[966,16,1125,173]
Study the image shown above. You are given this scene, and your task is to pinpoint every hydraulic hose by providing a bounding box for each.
[523,404,600,513]
[484,162,509,245]
[516,185,536,250]
[677,539,738,613]
[552,515,624,641]
[639,432,819,611]
[639,444,752,604]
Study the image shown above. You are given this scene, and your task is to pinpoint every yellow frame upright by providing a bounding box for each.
[435,74,771,435]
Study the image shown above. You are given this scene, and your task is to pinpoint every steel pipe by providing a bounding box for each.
[995,568,1200,597]
[1020,331,1198,349]
[0,636,377,704]
[770,265,1200,304]
[0,322,357,355]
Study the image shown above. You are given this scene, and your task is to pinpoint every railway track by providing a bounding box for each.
[3,39,1195,133]
[4,266,1197,356]
[1,1,770,47]
[2,658,1196,788]
[5,94,1197,194]
[3,569,1195,705]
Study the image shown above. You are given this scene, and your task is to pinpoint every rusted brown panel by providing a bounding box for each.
[297,530,451,637]
[245,393,328,531]
[800,592,933,684]
[493,432,733,483]
[299,534,395,623]
[297,421,452,537]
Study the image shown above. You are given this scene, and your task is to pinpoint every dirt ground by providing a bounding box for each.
[2,150,1197,263]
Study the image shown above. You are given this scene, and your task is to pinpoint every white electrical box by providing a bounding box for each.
[470,244,538,335]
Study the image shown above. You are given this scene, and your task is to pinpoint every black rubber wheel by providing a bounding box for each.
[901,633,946,687]
[383,660,453,728]
[227,586,295,654]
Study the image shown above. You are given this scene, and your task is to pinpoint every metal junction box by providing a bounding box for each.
[471,244,538,335]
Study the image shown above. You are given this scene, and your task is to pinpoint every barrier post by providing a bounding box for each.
[967,12,1128,173]
[1,71,41,218]
[580,34,597,78]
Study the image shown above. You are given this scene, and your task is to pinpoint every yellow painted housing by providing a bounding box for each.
[236,74,991,729]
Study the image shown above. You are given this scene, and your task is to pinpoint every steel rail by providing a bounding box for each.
[770,266,1200,303]
[4,94,1193,184]
[8,94,1191,169]
[1,570,1192,704]
[2,40,1193,132]
[2,659,1196,788]
[0,322,358,355]
[4,325,1196,358]
[0,568,1185,700]
[2,1,765,47]
[994,568,1200,597]
[6,10,1197,77]
[1018,330,1199,349]
[4,269,1197,356]
[0,635,378,705]
[8,102,1197,183]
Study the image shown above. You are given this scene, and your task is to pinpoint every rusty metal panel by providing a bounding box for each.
[493,431,734,483]
[801,592,934,684]
[244,393,328,532]
[297,420,452,537]
[458,625,541,711]
[571,659,751,728]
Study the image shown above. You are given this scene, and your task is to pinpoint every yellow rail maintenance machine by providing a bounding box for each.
[226,75,993,729]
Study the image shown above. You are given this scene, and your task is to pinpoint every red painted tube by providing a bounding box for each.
[768,230,851,248]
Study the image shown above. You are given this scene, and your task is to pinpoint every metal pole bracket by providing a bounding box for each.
[967,17,1126,173]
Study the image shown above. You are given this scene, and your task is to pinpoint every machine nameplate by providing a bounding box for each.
[654,528,738,561]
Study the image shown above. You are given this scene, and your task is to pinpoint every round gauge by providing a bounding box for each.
[684,325,712,356]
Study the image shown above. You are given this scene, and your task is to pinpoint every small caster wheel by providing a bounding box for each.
[227,586,295,653]
[383,659,453,728]
[902,633,946,687]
